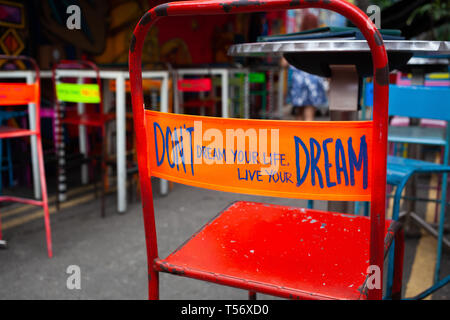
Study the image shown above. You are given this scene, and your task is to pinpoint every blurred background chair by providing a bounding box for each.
[176,78,217,116]
[249,72,268,119]
[0,111,26,194]
[385,84,450,297]
[0,55,52,257]
[52,60,115,217]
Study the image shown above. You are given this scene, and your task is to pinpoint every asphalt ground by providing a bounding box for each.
[0,175,448,300]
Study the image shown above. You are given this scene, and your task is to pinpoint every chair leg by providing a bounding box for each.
[434,174,442,224]
[410,276,450,300]
[262,93,267,119]
[392,182,406,222]
[101,127,107,218]
[435,172,448,284]
[7,139,13,187]
[149,270,160,300]
[392,228,404,300]
[0,210,6,249]
[94,158,99,199]
[249,292,257,300]
[386,183,405,298]
[0,139,3,196]
[37,134,53,258]
[55,114,65,211]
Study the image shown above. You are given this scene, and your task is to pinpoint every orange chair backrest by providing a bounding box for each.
[0,55,42,133]
[0,82,39,106]
[0,55,40,109]
[146,111,372,202]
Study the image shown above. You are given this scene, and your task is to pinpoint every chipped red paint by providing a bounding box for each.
[129,0,392,300]
[153,201,395,300]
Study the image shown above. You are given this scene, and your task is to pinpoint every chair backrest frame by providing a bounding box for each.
[389,85,450,121]
[365,82,450,121]
[52,60,104,114]
[129,0,390,300]
[0,55,41,133]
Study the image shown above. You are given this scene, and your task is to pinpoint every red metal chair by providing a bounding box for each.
[177,78,217,116]
[52,60,115,217]
[129,0,403,300]
[0,55,52,257]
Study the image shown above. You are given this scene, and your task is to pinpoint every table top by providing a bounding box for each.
[0,69,170,79]
[228,40,450,57]
[229,40,449,78]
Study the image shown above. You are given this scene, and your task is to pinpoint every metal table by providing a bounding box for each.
[229,39,449,57]
[231,39,450,298]
[229,38,450,199]
[230,40,449,113]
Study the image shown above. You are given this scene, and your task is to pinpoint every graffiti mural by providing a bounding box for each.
[39,0,108,55]
[94,0,158,65]
[0,0,26,68]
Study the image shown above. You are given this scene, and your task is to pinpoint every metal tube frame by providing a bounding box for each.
[129,0,391,301]
[0,55,52,257]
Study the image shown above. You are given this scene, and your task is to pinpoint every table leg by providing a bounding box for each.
[244,70,250,119]
[77,77,89,185]
[277,68,286,119]
[116,74,127,213]
[221,70,229,118]
[174,72,181,114]
[268,69,275,119]
[27,74,41,199]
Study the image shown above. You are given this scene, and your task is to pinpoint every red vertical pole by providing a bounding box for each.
[34,60,53,258]
[37,133,53,258]
[392,228,405,300]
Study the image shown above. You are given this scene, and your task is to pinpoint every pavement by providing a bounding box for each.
[0,177,448,300]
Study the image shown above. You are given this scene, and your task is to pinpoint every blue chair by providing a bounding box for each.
[384,84,450,298]
[0,111,27,195]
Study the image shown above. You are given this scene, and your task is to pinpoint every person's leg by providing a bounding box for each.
[295,113,304,121]
[292,106,304,121]
[304,106,315,121]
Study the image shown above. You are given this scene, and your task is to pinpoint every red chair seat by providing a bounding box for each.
[155,201,392,300]
[62,113,115,127]
[0,126,36,139]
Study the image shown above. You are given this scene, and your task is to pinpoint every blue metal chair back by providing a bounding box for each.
[389,85,450,121]
[365,83,450,121]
